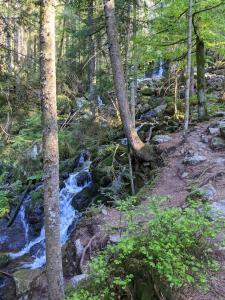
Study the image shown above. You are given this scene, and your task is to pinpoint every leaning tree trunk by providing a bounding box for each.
[196,35,207,121]
[103,0,152,161]
[40,1,65,299]
[184,0,193,134]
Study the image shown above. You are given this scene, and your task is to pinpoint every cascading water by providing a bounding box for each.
[9,153,92,269]
[152,60,164,79]
[137,59,164,84]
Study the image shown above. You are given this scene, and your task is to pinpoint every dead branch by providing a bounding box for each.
[80,234,97,271]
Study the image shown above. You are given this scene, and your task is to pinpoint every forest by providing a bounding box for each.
[0,0,225,299]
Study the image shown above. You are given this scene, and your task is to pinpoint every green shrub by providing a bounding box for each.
[68,198,224,300]
[57,95,72,115]
[0,191,10,218]
[11,111,42,152]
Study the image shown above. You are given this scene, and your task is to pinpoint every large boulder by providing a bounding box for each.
[152,135,172,144]
[207,123,220,136]
[24,142,42,160]
[26,188,44,236]
[187,184,216,203]
[211,137,225,150]
[206,73,225,92]
[71,186,96,211]
[13,269,45,299]
[76,171,92,187]
[183,153,207,165]
[140,103,167,120]
[219,121,225,138]
[0,217,27,252]
[211,200,225,217]
[75,97,88,109]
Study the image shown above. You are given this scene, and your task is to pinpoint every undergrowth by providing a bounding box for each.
[67,197,224,300]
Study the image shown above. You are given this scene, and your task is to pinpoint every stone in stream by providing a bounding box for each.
[76,171,92,187]
[211,137,225,150]
[152,134,172,144]
[183,153,207,165]
[71,186,95,211]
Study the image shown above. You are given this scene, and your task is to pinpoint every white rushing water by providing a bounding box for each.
[137,59,164,84]
[9,153,92,269]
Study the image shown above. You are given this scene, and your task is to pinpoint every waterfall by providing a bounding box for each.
[153,60,164,79]
[97,96,104,107]
[137,59,164,84]
[9,153,92,269]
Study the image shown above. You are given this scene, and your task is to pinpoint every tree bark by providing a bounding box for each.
[103,0,153,161]
[88,0,97,117]
[58,15,66,61]
[184,0,193,134]
[174,70,179,118]
[190,65,195,97]
[40,1,65,299]
[130,0,138,128]
[6,11,13,73]
[196,35,207,121]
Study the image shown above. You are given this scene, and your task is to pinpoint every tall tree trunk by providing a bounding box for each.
[58,15,66,62]
[190,65,195,97]
[184,0,193,134]
[27,30,33,70]
[103,0,152,161]
[6,13,13,73]
[13,21,20,96]
[196,35,207,121]
[40,1,65,299]
[124,1,131,88]
[88,0,97,117]
[174,70,179,118]
[130,0,138,128]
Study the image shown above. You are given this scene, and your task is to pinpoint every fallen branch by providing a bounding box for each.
[0,270,13,278]
[146,126,155,144]
[80,234,97,271]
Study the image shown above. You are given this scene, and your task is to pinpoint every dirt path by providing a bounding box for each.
[146,118,225,300]
[148,119,225,205]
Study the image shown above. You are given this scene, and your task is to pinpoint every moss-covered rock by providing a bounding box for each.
[13,269,45,298]
[26,187,44,236]
[0,254,11,268]
[71,186,96,211]
[211,137,225,150]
